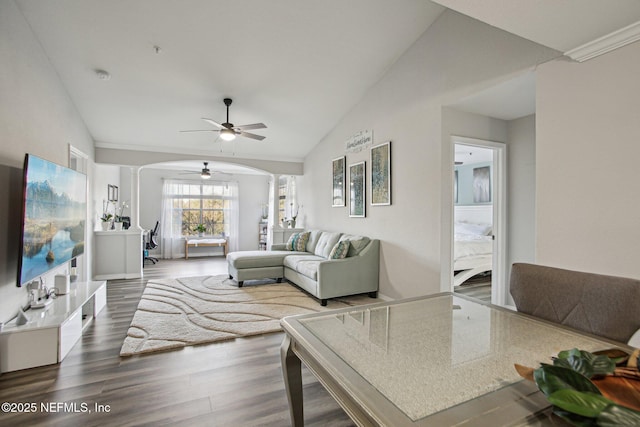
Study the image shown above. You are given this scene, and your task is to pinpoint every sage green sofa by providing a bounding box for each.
[227,230,379,306]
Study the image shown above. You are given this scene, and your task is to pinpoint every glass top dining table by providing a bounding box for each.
[280,293,621,426]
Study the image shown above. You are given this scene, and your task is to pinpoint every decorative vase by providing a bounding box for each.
[290,219,296,228]
[101,221,110,231]
[198,231,204,237]
[113,222,123,231]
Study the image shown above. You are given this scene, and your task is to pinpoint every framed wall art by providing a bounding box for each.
[108,184,118,202]
[349,161,365,218]
[332,156,346,207]
[370,141,391,205]
[473,166,491,203]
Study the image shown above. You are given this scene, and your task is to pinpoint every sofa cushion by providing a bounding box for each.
[338,234,370,256]
[314,232,341,258]
[283,255,325,281]
[306,230,323,253]
[286,231,310,251]
[228,250,303,269]
[329,240,350,259]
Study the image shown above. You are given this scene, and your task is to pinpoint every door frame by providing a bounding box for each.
[450,136,507,306]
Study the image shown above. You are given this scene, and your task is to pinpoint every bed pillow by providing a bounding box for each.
[329,240,350,259]
[286,232,310,252]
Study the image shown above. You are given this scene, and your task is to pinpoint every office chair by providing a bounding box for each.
[144,221,159,265]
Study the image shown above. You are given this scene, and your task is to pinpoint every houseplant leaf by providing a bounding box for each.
[534,364,601,397]
[597,403,640,426]
[547,389,612,418]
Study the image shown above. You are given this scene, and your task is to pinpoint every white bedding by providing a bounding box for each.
[454,233,492,261]
[453,221,493,287]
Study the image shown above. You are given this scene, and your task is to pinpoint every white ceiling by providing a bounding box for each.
[15,0,640,170]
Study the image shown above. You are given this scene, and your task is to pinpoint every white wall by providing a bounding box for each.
[0,1,95,323]
[506,115,536,276]
[137,168,270,257]
[93,164,121,228]
[536,41,640,278]
[300,10,559,299]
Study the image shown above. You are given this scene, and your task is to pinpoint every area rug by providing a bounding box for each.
[120,275,374,356]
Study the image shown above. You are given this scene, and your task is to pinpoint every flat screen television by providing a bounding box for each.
[17,154,87,286]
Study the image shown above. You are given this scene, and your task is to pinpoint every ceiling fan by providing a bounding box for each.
[181,98,267,141]
[178,162,215,179]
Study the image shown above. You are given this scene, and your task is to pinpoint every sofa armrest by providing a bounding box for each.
[271,243,288,251]
[316,240,379,299]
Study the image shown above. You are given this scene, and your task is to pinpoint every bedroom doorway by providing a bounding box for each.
[451,137,506,306]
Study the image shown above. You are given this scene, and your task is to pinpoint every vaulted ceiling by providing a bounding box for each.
[16,0,640,169]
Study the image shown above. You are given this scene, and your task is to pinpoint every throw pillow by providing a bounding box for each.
[329,240,350,259]
[286,232,310,251]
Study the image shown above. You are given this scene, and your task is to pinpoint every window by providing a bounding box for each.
[278,176,297,225]
[164,181,232,236]
[278,176,287,225]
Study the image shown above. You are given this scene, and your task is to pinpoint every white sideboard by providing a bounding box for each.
[0,281,107,373]
[269,227,304,249]
[94,229,143,280]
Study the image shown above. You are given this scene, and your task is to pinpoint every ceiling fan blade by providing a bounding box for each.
[234,123,267,131]
[180,129,217,133]
[202,118,223,128]
[239,131,266,141]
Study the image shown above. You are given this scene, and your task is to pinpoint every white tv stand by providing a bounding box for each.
[0,281,106,373]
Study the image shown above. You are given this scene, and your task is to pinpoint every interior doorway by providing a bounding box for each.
[451,137,506,306]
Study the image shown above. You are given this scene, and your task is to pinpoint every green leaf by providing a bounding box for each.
[558,348,582,360]
[567,354,595,378]
[553,409,599,427]
[554,357,574,369]
[534,364,601,397]
[597,404,640,426]
[547,390,612,418]
[554,349,615,378]
[590,354,616,376]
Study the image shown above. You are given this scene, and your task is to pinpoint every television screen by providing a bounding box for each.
[18,154,87,286]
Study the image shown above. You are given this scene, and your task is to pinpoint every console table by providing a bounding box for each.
[185,237,227,258]
[0,281,106,373]
[281,293,623,426]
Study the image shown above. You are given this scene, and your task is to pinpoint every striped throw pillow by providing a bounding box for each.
[286,232,310,251]
[329,240,350,259]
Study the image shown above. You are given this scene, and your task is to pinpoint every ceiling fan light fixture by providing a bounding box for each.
[220,128,236,141]
[201,170,211,179]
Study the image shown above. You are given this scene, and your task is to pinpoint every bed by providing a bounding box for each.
[453,206,493,287]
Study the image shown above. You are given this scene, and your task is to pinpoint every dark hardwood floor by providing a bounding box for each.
[454,273,492,303]
[0,257,354,426]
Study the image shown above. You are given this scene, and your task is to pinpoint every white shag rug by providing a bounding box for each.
[120,275,373,356]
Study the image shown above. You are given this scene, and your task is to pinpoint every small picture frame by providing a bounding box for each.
[349,161,366,218]
[108,184,119,202]
[370,141,391,206]
[332,156,346,207]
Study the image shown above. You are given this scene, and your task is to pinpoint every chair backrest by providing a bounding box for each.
[510,263,640,343]
[148,221,159,248]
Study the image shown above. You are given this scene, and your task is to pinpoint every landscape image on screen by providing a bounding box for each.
[19,155,86,285]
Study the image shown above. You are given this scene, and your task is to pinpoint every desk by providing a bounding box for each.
[280,293,621,426]
[185,237,227,258]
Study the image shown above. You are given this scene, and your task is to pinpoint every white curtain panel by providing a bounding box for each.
[160,179,183,259]
[227,181,240,253]
[160,179,240,257]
